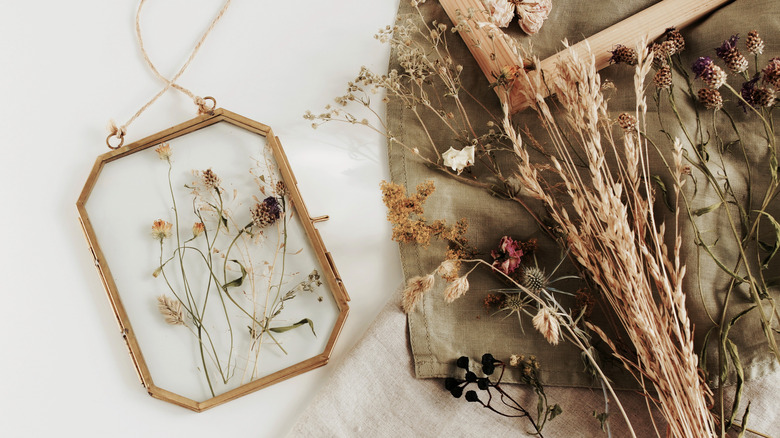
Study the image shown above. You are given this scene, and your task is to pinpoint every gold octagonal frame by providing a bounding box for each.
[77,109,350,412]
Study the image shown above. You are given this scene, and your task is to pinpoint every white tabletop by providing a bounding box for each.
[0,1,403,436]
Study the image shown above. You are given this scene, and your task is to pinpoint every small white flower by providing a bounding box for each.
[442,145,475,175]
[481,0,515,28]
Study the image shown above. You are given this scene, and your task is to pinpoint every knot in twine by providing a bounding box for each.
[105,0,232,150]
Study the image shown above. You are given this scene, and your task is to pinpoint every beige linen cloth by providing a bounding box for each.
[290,0,780,435]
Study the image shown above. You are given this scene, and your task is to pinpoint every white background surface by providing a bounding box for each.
[0,1,402,436]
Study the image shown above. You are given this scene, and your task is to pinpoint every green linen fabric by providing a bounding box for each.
[389,0,780,387]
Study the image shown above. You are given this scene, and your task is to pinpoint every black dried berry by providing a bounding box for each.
[444,377,459,391]
[450,385,464,398]
[465,390,480,402]
[465,371,477,382]
[477,378,489,390]
[456,356,470,369]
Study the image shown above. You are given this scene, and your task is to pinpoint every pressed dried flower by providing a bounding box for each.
[151,219,172,241]
[664,27,685,53]
[192,222,205,237]
[653,65,672,89]
[202,168,221,190]
[251,196,282,228]
[617,113,637,133]
[402,274,435,313]
[608,45,637,66]
[157,295,185,325]
[746,30,764,55]
[443,275,470,303]
[715,34,748,73]
[762,57,780,88]
[532,307,560,345]
[442,145,475,174]
[275,180,287,197]
[740,74,775,110]
[155,143,172,161]
[481,0,514,28]
[491,236,524,275]
[697,88,723,110]
[436,259,459,280]
[515,0,552,35]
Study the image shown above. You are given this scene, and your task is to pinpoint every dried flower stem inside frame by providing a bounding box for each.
[78,109,349,411]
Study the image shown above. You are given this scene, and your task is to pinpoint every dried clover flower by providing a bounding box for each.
[697,88,723,111]
[157,295,185,325]
[442,145,475,175]
[192,222,205,237]
[746,30,764,55]
[715,34,748,73]
[762,57,780,88]
[251,196,282,228]
[532,307,560,345]
[154,143,172,161]
[609,45,637,66]
[654,65,672,89]
[202,168,221,190]
[482,0,514,28]
[617,113,637,133]
[693,57,727,89]
[443,275,470,303]
[402,274,435,313]
[664,27,685,53]
[151,219,173,241]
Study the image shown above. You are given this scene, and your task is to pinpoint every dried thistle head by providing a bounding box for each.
[609,45,638,66]
[151,219,172,241]
[692,57,726,89]
[654,65,672,89]
[522,266,547,294]
[762,57,780,88]
[617,113,638,133]
[157,295,185,325]
[664,27,685,53]
[715,34,748,73]
[402,274,435,313]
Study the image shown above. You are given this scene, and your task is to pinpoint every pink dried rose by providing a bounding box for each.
[516,0,552,35]
[482,0,515,28]
[491,236,524,275]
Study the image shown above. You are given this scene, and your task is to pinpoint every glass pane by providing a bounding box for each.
[85,122,340,402]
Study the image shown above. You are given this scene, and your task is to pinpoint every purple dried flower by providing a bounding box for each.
[740,74,761,110]
[715,35,740,59]
[490,236,524,275]
[251,196,282,228]
[715,34,748,73]
[692,57,713,78]
[692,56,726,89]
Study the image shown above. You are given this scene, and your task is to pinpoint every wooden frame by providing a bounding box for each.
[77,109,350,412]
[438,0,732,113]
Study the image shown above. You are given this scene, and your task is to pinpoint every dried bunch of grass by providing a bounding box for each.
[502,42,716,436]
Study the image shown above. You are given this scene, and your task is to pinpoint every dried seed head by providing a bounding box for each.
[609,45,638,66]
[275,180,287,197]
[660,40,678,57]
[654,66,673,89]
[746,30,764,55]
[157,295,185,325]
[532,307,560,345]
[251,196,282,228]
[665,28,685,53]
[617,113,638,133]
[436,259,459,280]
[443,276,470,303]
[692,57,726,89]
[697,88,723,110]
[151,219,172,241]
[202,168,221,190]
[401,274,435,313]
[753,87,776,108]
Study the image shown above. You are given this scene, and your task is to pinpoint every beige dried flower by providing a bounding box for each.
[154,143,172,161]
[157,295,185,325]
[443,275,470,303]
[192,222,205,237]
[436,259,459,279]
[532,307,560,345]
[482,0,514,28]
[202,168,221,190]
[401,274,435,313]
[746,30,764,55]
[151,219,172,241]
[275,180,287,197]
[509,353,523,367]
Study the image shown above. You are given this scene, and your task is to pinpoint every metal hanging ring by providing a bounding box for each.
[106,133,125,150]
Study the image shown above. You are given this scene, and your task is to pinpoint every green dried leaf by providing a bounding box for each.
[755,211,780,268]
[548,404,563,421]
[736,401,751,438]
[223,260,247,289]
[592,411,609,432]
[651,175,675,212]
[725,339,744,430]
[693,201,722,216]
[720,306,755,383]
[699,326,717,380]
[221,214,229,230]
[269,318,316,336]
